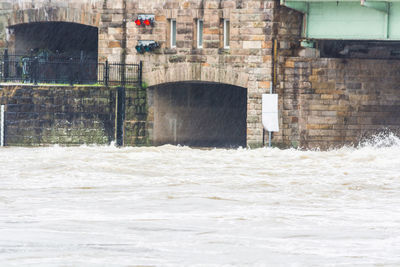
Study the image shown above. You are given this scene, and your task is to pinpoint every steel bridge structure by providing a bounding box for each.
[281,0,400,41]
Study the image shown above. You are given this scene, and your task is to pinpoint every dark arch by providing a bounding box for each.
[149,81,247,148]
[8,22,98,59]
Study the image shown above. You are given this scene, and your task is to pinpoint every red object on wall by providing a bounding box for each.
[143,19,151,26]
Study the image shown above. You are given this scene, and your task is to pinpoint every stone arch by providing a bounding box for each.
[143,62,250,89]
[4,3,100,56]
[8,6,100,28]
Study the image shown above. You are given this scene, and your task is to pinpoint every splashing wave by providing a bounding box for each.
[358,131,400,148]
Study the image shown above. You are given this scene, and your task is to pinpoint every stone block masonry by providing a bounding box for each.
[276,57,400,149]
[0,0,278,147]
[100,0,277,147]
[2,0,399,149]
[0,85,115,146]
[0,85,148,146]
[124,86,148,146]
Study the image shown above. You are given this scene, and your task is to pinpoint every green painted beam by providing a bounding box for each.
[281,1,308,13]
[282,1,400,40]
[361,1,389,13]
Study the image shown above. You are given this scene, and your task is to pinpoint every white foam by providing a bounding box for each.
[1,138,400,266]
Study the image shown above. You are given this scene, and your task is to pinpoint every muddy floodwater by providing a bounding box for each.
[1,135,400,266]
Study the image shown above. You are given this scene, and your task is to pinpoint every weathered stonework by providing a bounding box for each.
[0,0,277,147]
[124,86,148,146]
[0,85,115,145]
[99,0,276,146]
[0,85,147,146]
[1,0,399,148]
[0,0,102,53]
[274,6,400,149]
[278,57,400,149]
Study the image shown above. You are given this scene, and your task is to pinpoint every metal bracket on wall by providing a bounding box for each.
[137,14,155,21]
[137,40,158,47]
[135,40,160,54]
[300,40,315,48]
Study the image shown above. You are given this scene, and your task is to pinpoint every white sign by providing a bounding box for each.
[262,94,279,132]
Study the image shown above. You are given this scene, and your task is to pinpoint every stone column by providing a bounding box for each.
[99,0,125,62]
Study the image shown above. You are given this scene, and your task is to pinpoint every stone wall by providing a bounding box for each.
[0,85,147,146]
[124,86,148,146]
[100,0,277,146]
[273,4,400,149]
[2,0,398,149]
[279,57,400,149]
[0,85,115,145]
[0,0,278,147]
[273,5,303,147]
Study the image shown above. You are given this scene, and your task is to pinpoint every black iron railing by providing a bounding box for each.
[0,52,142,86]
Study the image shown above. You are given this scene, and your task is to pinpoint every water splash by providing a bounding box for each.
[358,131,400,149]
[1,138,400,266]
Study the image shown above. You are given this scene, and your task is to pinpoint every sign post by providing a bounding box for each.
[262,88,279,147]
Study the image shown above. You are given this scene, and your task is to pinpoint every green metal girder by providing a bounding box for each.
[361,1,389,13]
[281,1,400,40]
[281,1,308,12]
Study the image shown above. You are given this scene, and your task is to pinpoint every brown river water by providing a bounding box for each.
[1,134,400,266]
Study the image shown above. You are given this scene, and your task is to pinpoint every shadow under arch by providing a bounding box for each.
[8,21,98,59]
[149,81,247,148]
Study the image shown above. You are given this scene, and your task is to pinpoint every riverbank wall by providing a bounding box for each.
[276,57,400,149]
[0,85,147,146]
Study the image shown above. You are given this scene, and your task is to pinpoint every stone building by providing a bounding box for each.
[1,0,400,148]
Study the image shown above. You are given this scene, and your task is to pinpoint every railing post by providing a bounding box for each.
[139,60,143,88]
[69,58,74,86]
[32,57,38,85]
[29,49,34,84]
[104,60,109,87]
[78,60,83,84]
[121,62,126,87]
[3,49,9,82]
[116,86,126,147]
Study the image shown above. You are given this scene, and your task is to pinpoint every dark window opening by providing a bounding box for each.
[320,40,400,60]
[10,22,98,60]
[4,22,99,84]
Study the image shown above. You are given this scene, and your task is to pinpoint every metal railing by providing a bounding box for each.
[0,52,142,86]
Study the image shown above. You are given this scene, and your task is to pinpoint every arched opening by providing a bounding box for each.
[151,82,247,148]
[4,22,99,83]
[8,22,98,59]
